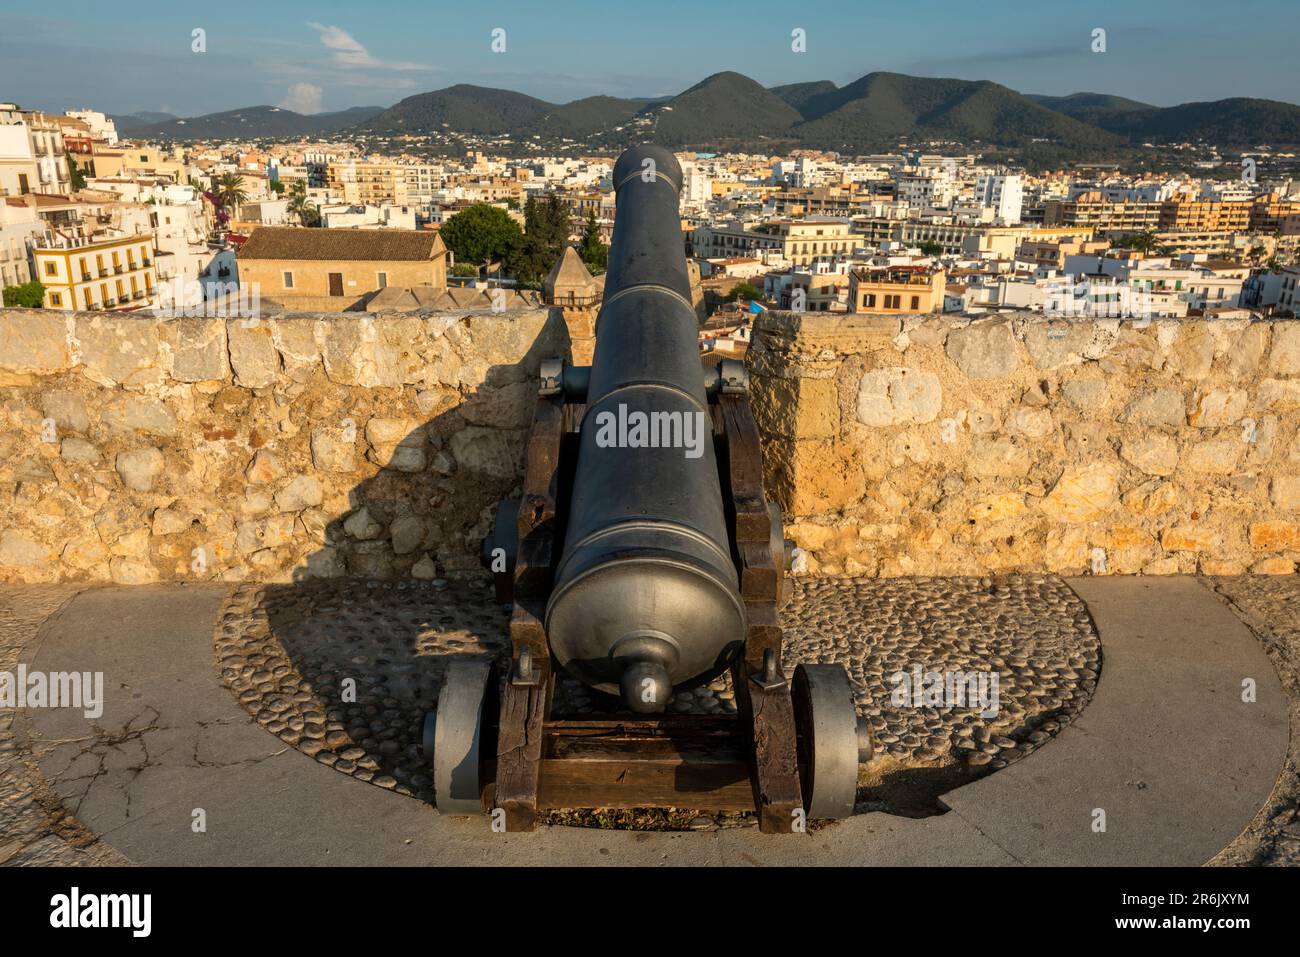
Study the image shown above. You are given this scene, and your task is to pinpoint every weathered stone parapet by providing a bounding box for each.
[0,308,567,584]
[750,310,1300,578]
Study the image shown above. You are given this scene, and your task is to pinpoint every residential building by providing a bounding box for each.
[236,226,448,304]
[32,233,156,309]
[975,174,1023,225]
[0,197,42,288]
[848,265,945,314]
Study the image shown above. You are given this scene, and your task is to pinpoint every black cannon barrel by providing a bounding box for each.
[544,145,746,712]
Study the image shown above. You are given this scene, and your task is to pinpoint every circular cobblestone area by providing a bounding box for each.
[214,574,1100,821]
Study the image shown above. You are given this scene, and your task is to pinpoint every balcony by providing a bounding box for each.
[114,265,124,274]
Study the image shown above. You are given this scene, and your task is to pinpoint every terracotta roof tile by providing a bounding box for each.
[238,226,445,262]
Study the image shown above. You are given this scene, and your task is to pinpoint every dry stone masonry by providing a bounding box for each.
[3,307,1299,583]
[750,311,1300,578]
[0,308,566,584]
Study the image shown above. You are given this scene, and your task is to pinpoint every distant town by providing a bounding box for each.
[3,93,1299,359]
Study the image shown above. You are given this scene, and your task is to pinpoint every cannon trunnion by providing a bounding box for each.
[423,146,869,833]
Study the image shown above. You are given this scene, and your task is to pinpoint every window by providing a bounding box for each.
[911,295,920,310]
[377,272,388,288]
[44,261,57,276]
[863,293,876,308]
[283,271,294,289]
[50,292,62,306]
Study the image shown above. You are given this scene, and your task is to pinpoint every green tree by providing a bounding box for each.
[918,240,944,257]
[450,263,481,278]
[286,180,316,227]
[1115,229,1159,255]
[2,281,46,308]
[725,281,762,303]
[578,209,607,274]
[67,157,87,191]
[439,204,524,270]
[505,195,573,287]
[269,180,285,195]
[215,172,248,216]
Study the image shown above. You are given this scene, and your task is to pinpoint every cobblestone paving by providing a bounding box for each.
[0,586,131,867]
[1206,575,1300,867]
[216,574,1102,821]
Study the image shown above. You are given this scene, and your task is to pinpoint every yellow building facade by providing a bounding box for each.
[33,234,156,309]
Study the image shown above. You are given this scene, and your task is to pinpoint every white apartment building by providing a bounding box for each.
[0,122,36,197]
[1063,254,1245,310]
[1276,266,1300,314]
[679,159,712,212]
[0,105,69,196]
[895,169,956,209]
[320,202,417,230]
[975,174,1023,225]
[65,109,119,145]
[0,197,42,288]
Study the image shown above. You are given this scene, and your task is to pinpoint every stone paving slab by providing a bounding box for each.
[1205,576,1300,865]
[940,577,1289,866]
[0,585,129,867]
[20,585,281,842]
[4,577,1293,867]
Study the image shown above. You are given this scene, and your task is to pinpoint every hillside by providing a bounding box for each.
[358,85,552,136]
[1026,92,1153,126]
[134,105,382,140]
[770,80,840,117]
[643,72,803,146]
[542,96,644,137]
[1092,97,1300,145]
[794,73,1121,150]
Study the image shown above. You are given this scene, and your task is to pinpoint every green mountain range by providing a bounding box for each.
[128,72,1300,152]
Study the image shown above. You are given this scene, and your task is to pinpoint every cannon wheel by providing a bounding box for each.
[424,659,499,815]
[792,663,860,819]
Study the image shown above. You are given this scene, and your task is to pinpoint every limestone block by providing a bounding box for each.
[855,368,941,428]
[172,318,230,381]
[0,311,70,373]
[945,320,1019,379]
[1041,462,1119,522]
[227,320,279,388]
[115,448,165,492]
[1120,434,1179,476]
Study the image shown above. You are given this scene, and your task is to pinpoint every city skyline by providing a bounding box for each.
[1,0,1298,117]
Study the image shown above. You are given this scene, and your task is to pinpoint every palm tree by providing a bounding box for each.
[1124,229,1159,256]
[286,179,315,227]
[215,172,248,218]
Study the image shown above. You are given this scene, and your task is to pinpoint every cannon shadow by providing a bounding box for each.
[244,309,576,802]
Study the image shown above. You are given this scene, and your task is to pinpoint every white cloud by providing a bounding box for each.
[306,23,429,71]
[278,82,323,114]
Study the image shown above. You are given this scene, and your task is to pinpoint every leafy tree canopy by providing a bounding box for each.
[440,204,524,268]
[578,209,607,274]
[2,281,46,308]
[725,281,762,303]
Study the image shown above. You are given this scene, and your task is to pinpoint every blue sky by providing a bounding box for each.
[1,0,1296,116]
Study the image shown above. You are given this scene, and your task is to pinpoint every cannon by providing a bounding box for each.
[423,145,870,832]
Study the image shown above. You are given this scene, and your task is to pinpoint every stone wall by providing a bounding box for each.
[749,311,1300,577]
[4,307,1299,584]
[0,308,567,584]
